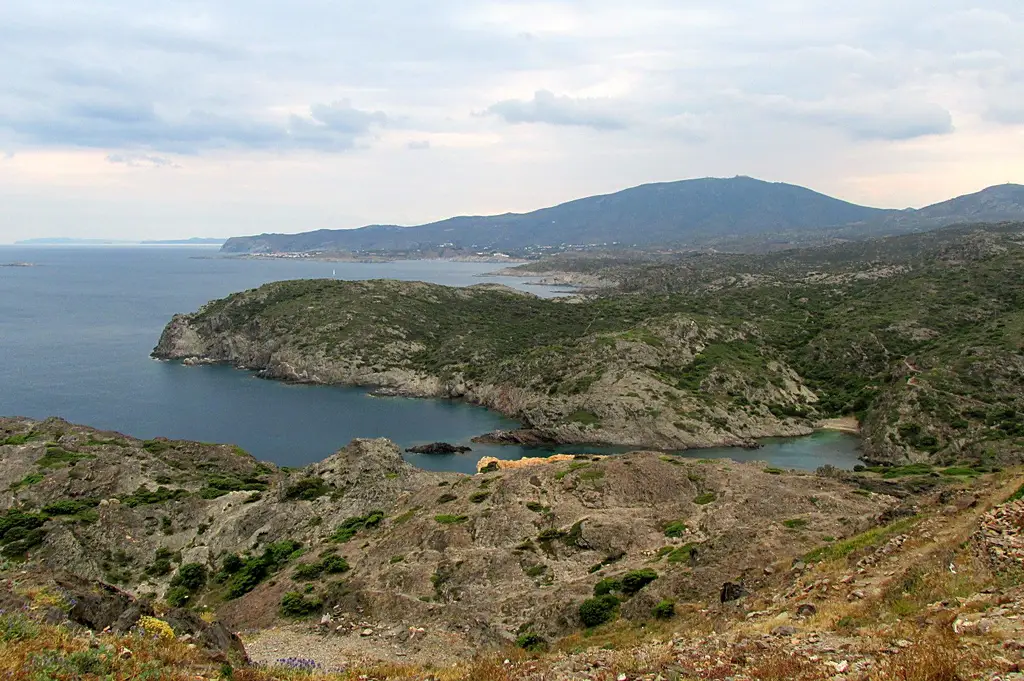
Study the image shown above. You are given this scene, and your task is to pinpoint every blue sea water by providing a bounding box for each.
[0,246,861,472]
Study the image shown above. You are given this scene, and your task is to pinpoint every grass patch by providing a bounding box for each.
[567,410,601,426]
[434,514,468,525]
[666,543,699,564]
[469,491,490,503]
[804,516,919,563]
[8,473,45,491]
[782,518,809,529]
[693,492,716,505]
[663,520,687,538]
[36,445,94,469]
[555,462,591,481]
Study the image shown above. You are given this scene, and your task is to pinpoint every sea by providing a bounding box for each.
[0,246,862,473]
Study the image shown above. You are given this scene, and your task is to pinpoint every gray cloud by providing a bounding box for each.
[0,98,388,154]
[486,90,629,130]
[0,0,1022,242]
[750,95,955,141]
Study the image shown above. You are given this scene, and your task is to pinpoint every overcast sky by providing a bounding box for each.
[1,0,1022,242]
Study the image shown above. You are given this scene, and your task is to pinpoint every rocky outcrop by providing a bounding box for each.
[405,443,472,454]
[1,418,895,645]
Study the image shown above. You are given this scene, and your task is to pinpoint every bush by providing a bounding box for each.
[515,632,548,652]
[280,591,322,618]
[293,554,350,581]
[652,599,676,619]
[663,520,687,538]
[469,491,490,503]
[621,569,658,595]
[783,518,809,529]
[284,477,330,501]
[331,511,385,542]
[579,595,619,627]
[41,499,99,516]
[593,577,622,596]
[225,540,303,599]
[693,492,716,505]
[170,563,207,592]
[166,585,191,608]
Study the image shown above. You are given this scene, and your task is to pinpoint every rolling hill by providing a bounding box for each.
[220,177,1024,254]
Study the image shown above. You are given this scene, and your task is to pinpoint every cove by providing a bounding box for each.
[0,245,862,475]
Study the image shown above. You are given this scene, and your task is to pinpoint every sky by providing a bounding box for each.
[1,0,1023,243]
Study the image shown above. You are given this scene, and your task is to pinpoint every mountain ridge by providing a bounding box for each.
[220,177,1024,254]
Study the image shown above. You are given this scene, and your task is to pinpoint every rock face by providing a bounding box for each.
[405,443,472,454]
[1,572,247,662]
[1,417,894,645]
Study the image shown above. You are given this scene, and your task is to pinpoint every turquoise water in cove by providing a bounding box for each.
[0,246,861,473]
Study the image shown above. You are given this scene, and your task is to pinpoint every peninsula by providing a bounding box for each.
[155,222,1024,466]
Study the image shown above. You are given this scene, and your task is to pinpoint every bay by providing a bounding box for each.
[0,246,861,473]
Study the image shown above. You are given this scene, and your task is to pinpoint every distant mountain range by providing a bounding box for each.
[220,177,1024,254]
[16,237,226,246]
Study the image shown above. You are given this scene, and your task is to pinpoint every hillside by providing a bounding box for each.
[219,178,1024,255]
[2,417,1023,679]
[159,224,1024,465]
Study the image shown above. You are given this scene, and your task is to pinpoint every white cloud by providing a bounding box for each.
[0,0,1022,241]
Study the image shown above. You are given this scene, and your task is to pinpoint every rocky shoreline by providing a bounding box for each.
[151,280,824,455]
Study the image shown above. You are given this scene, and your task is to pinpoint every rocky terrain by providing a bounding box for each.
[1,417,1022,679]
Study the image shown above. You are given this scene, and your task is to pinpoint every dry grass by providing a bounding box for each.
[874,634,968,681]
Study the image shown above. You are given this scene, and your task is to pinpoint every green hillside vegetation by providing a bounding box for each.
[163,223,1024,464]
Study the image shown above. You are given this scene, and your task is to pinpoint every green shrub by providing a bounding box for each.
[593,578,622,596]
[36,445,94,469]
[434,514,468,525]
[41,499,100,516]
[663,520,687,538]
[280,591,322,618]
[620,569,658,595]
[170,563,207,592]
[763,467,784,475]
[0,510,48,557]
[120,486,190,508]
[469,491,490,503]
[294,554,350,580]
[331,511,385,543]
[166,586,191,608]
[783,518,809,529]
[693,492,716,505]
[652,599,676,619]
[516,632,548,652]
[579,595,619,627]
[525,502,549,513]
[436,493,458,504]
[283,476,330,501]
[224,540,303,599]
